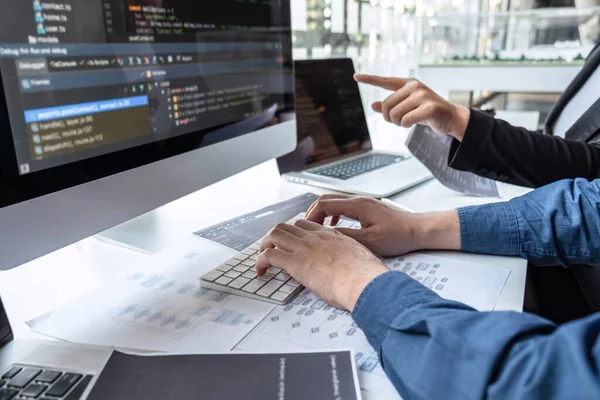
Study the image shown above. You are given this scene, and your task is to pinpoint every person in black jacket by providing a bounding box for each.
[354,41,600,323]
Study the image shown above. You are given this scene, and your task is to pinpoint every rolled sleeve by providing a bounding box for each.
[457,179,600,266]
[458,202,521,256]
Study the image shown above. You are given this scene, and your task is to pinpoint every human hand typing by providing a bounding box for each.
[255,219,388,311]
[304,194,461,257]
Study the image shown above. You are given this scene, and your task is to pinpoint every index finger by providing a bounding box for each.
[305,198,362,224]
[305,194,354,226]
[354,74,409,91]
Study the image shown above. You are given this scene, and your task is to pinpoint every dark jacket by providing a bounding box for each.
[447,41,600,312]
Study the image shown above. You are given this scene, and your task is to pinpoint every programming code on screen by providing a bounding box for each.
[0,0,291,175]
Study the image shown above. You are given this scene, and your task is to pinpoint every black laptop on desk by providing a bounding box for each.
[0,296,111,399]
[277,58,432,198]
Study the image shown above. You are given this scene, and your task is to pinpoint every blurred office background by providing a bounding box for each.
[291,0,600,128]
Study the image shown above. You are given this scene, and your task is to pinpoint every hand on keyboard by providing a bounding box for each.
[304,194,431,257]
[256,217,388,311]
[200,214,312,305]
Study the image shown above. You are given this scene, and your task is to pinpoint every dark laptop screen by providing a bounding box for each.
[0,296,12,347]
[277,58,371,174]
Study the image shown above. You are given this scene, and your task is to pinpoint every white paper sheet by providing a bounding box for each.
[235,252,510,400]
[29,218,510,400]
[381,253,510,312]
[28,236,276,353]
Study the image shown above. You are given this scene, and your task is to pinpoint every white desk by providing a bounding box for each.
[0,120,530,400]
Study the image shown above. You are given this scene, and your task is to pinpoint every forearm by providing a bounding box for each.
[353,272,600,400]
[406,179,600,266]
[459,178,600,266]
[449,110,600,188]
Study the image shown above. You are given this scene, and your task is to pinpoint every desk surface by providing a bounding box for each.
[0,121,531,400]
[1,119,531,341]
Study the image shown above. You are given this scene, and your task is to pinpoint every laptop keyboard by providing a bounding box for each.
[200,214,360,305]
[308,153,408,180]
[0,365,93,400]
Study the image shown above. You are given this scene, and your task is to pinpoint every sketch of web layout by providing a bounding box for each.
[234,289,401,399]
[235,253,510,399]
[28,237,277,353]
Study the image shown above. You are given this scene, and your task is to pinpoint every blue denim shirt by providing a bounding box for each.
[352,179,600,399]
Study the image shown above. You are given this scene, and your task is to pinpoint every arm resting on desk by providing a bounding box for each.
[448,110,600,188]
[353,271,600,400]
[458,178,600,267]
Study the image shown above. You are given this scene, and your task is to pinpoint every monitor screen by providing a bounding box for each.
[0,0,293,208]
[277,58,370,174]
[0,296,12,348]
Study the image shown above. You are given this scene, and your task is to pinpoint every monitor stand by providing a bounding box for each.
[95,212,176,255]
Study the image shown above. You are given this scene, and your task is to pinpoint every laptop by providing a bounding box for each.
[0,296,111,399]
[277,58,432,198]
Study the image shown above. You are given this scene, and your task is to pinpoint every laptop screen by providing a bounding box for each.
[0,296,12,348]
[277,58,372,174]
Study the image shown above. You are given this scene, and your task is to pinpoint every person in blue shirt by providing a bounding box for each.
[255,178,600,399]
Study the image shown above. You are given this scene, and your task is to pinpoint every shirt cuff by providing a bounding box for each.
[458,202,521,256]
[448,109,495,171]
[352,271,440,346]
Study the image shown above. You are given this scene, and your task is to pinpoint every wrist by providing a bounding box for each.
[344,264,388,312]
[450,106,470,141]
[412,211,461,251]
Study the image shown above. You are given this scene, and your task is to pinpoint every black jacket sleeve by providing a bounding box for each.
[448,110,600,188]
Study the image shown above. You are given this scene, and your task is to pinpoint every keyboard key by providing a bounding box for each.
[242,279,266,293]
[257,280,284,297]
[267,267,281,275]
[21,383,46,398]
[224,271,241,279]
[63,375,92,400]
[242,270,257,279]
[216,264,232,272]
[0,388,18,400]
[241,260,254,267]
[229,277,250,289]
[224,259,240,267]
[36,371,61,384]
[7,368,41,389]
[256,273,274,282]
[249,254,258,261]
[287,279,301,287]
[201,270,223,282]
[241,248,255,256]
[45,373,82,397]
[1,367,21,380]
[279,284,297,294]
[232,253,246,261]
[275,272,291,281]
[233,265,249,273]
[271,291,289,302]
[215,276,233,286]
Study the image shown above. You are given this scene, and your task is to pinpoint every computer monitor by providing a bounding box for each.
[0,0,296,271]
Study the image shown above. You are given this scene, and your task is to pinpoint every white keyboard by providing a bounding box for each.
[200,214,360,305]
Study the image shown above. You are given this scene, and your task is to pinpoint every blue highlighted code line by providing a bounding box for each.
[24,95,149,123]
